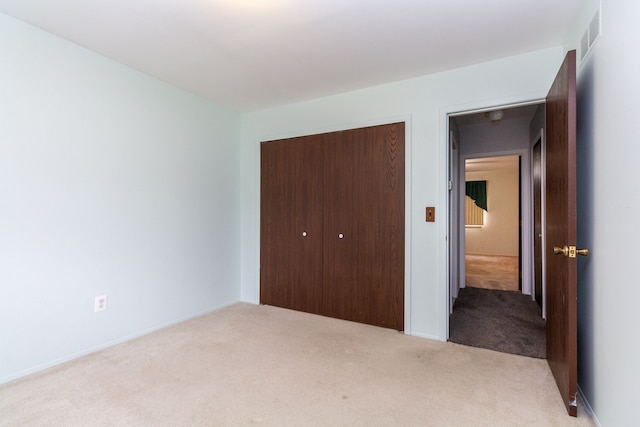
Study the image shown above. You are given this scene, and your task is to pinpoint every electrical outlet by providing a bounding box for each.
[94,295,107,312]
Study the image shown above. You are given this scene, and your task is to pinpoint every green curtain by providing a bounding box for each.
[466,180,487,211]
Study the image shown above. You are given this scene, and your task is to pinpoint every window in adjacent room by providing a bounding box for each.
[465,180,487,227]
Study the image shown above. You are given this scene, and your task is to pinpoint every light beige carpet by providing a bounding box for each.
[466,254,519,291]
[0,303,594,426]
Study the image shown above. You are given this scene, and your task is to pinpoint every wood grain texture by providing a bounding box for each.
[545,50,577,417]
[260,136,324,315]
[260,123,404,330]
[323,123,405,330]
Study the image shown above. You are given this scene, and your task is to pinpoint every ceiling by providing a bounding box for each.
[0,0,583,112]
[452,103,542,128]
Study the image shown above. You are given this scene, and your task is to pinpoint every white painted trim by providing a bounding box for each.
[403,117,413,335]
[577,385,602,427]
[448,130,460,314]
[441,109,453,341]
[252,115,414,334]
[410,331,441,341]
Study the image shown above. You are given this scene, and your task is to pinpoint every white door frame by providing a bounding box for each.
[448,130,460,314]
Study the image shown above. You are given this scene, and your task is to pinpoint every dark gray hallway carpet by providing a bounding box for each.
[449,286,546,359]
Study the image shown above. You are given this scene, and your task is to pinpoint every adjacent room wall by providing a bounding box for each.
[465,166,519,256]
[240,47,564,340]
[0,13,241,383]
[459,117,533,156]
[566,0,640,425]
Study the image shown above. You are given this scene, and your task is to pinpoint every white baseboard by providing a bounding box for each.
[0,301,240,386]
[578,385,602,427]
[409,331,442,341]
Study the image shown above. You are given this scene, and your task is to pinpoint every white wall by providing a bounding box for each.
[465,167,519,256]
[566,0,640,425]
[0,13,241,384]
[240,47,564,340]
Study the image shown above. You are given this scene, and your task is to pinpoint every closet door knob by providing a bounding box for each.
[302,231,307,237]
[338,233,344,239]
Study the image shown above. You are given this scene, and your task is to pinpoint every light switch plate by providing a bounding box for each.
[426,207,435,222]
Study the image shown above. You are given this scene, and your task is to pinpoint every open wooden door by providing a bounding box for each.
[545,50,587,417]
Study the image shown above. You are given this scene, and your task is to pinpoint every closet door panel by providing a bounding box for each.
[260,136,324,314]
[358,123,404,330]
[322,131,360,322]
[323,123,405,330]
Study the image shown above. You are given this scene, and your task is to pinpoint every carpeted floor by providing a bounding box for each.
[0,303,592,426]
[449,286,546,358]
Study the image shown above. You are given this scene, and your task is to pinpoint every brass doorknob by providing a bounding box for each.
[576,248,589,256]
[553,246,569,256]
[554,245,589,257]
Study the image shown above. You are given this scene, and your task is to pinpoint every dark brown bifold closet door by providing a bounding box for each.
[260,122,404,331]
[323,124,405,330]
[260,135,324,314]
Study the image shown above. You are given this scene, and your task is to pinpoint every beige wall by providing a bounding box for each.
[465,164,519,256]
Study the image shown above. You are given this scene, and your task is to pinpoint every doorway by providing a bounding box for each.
[464,155,521,291]
[448,103,545,358]
[446,51,578,415]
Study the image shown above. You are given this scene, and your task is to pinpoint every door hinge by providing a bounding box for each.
[448,180,453,190]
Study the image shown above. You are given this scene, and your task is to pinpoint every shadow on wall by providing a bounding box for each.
[576,55,596,404]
